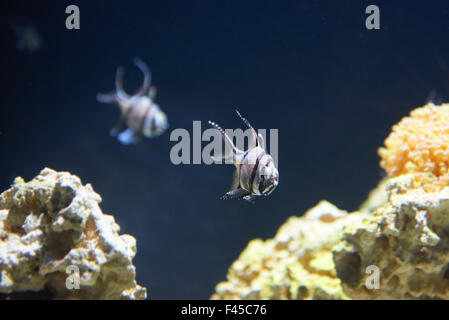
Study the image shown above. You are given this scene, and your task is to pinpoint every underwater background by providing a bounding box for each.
[2,0,449,299]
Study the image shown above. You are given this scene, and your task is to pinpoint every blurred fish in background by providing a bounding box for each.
[97,58,169,145]
[5,19,42,52]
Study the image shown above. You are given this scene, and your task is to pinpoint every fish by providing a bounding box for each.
[5,20,42,52]
[96,58,169,145]
[208,110,279,202]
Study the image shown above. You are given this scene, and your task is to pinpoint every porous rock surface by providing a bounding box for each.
[211,201,366,300]
[212,175,449,300]
[333,174,449,299]
[0,168,146,299]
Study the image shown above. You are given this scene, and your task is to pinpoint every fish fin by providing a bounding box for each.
[110,115,127,137]
[211,155,222,163]
[115,67,131,100]
[257,133,265,149]
[149,86,157,99]
[208,120,235,149]
[133,58,151,97]
[209,120,239,162]
[243,195,257,203]
[117,128,141,145]
[97,92,117,104]
[220,188,250,200]
[235,109,258,147]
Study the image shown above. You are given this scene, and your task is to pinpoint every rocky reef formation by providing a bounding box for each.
[212,175,449,300]
[211,201,366,300]
[0,168,146,299]
[333,174,449,299]
[212,103,449,300]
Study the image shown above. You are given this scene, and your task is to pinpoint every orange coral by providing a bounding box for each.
[379,103,449,188]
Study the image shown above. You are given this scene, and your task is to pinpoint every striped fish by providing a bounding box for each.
[209,110,279,202]
[97,58,169,145]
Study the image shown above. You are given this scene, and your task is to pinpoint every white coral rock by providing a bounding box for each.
[0,168,147,299]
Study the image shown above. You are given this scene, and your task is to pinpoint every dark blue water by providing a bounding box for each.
[2,0,449,299]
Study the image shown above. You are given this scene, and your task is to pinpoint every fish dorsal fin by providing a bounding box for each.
[149,86,157,100]
[257,133,265,149]
[208,120,238,156]
[235,110,258,147]
[133,58,152,97]
[115,67,130,101]
[97,66,130,105]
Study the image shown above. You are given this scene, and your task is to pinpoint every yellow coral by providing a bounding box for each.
[333,174,449,299]
[379,103,449,189]
[210,201,366,300]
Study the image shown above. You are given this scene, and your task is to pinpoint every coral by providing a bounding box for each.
[0,168,146,300]
[378,103,449,188]
[213,103,449,300]
[212,175,449,300]
[358,178,389,213]
[333,174,449,299]
[211,201,366,300]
